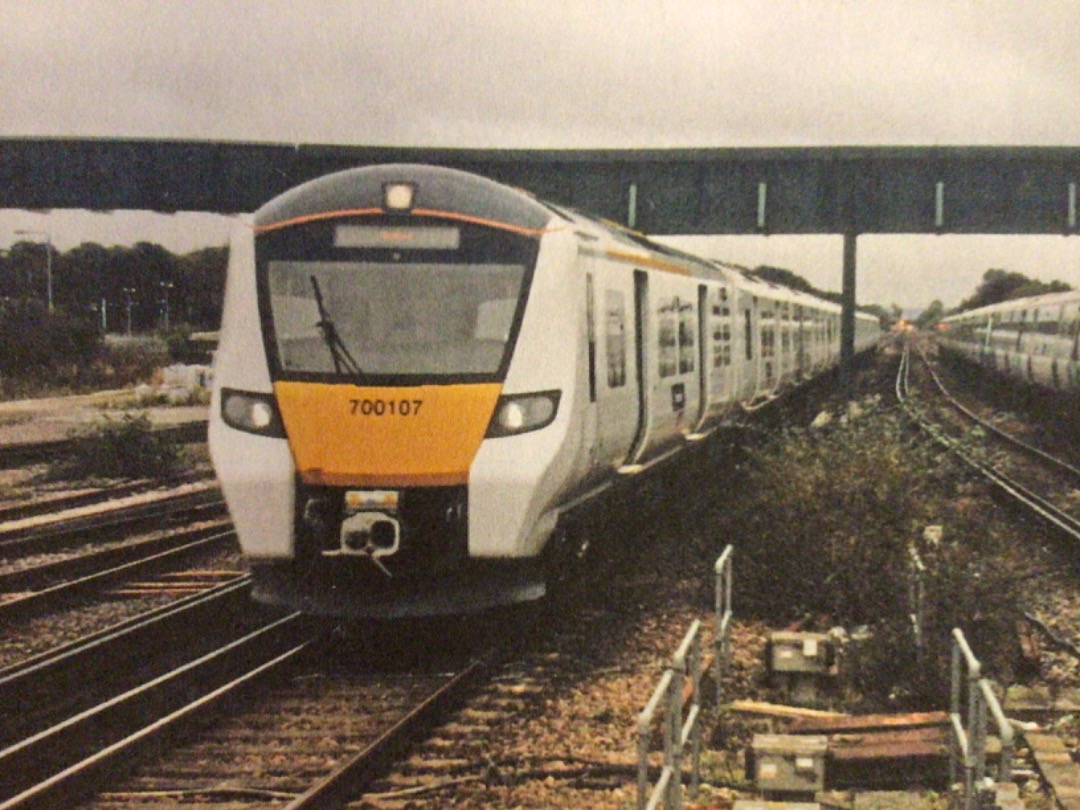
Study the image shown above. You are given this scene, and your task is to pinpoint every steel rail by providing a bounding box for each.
[0,527,235,621]
[0,576,251,745]
[0,520,232,592]
[283,656,491,810]
[0,613,313,810]
[0,474,212,525]
[0,488,224,555]
[896,341,1080,546]
[919,345,1080,484]
[0,420,207,469]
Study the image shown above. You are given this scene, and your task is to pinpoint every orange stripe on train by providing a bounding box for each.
[273,382,502,487]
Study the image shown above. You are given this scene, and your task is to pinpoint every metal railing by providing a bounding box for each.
[714,545,734,704]
[637,620,704,810]
[949,628,1015,810]
[909,545,926,661]
[637,546,733,810]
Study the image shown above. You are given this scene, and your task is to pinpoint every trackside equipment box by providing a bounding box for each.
[752,733,828,793]
[770,632,832,674]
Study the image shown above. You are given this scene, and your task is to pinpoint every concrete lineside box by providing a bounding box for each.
[752,733,828,793]
[770,631,832,674]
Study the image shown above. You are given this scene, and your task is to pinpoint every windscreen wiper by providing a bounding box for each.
[310,275,364,378]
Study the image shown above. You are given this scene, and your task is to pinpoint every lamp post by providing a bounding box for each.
[13,229,52,312]
[123,287,136,336]
[159,280,174,329]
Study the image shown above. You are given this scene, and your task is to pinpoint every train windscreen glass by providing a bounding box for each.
[266,260,527,377]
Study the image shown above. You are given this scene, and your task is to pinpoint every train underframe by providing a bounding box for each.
[247,480,547,619]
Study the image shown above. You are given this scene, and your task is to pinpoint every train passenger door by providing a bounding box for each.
[693,284,710,429]
[656,277,702,441]
[590,266,641,467]
[795,306,807,378]
[704,283,734,417]
[624,270,651,465]
[734,290,758,401]
[624,270,702,464]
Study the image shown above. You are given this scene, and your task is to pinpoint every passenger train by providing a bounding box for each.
[208,164,881,618]
[939,289,1080,390]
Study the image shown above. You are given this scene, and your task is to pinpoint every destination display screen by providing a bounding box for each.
[334,224,461,250]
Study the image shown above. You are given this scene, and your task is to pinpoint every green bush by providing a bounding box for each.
[157,323,204,364]
[843,537,1021,710]
[706,397,1022,709]
[722,400,947,623]
[43,412,184,481]
[0,299,101,375]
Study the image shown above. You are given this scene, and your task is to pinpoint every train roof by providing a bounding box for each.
[253,163,555,233]
[252,163,865,318]
[943,287,1080,322]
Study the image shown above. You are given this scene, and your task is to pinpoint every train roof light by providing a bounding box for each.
[383,182,415,212]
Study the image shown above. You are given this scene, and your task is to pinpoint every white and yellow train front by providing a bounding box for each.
[209,165,583,617]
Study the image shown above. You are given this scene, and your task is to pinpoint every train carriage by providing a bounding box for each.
[940,290,1080,390]
[209,164,879,618]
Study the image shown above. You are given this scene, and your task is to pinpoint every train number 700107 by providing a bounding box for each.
[349,398,424,417]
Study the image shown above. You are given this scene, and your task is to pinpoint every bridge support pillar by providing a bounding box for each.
[840,231,857,398]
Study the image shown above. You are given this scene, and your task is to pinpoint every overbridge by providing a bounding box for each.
[3,139,1080,372]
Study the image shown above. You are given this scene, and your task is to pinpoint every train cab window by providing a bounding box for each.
[258,219,538,383]
[744,309,753,360]
[267,260,527,378]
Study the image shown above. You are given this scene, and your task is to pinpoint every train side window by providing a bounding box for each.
[605,289,627,388]
[659,298,677,378]
[744,309,753,360]
[711,288,731,369]
[678,300,695,374]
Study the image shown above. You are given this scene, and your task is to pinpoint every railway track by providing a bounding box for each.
[920,348,1080,486]
[0,474,213,525]
[0,470,509,809]
[0,610,314,810]
[0,473,231,620]
[0,577,257,747]
[0,522,236,621]
[0,420,208,470]
[0,617,494,810]
[0,482,224,554]
[897,339,1080,547]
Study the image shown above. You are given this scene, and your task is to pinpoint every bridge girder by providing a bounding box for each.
[2,139,1079,236]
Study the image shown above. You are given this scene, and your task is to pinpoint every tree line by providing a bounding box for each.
[915,269,1073,330]
[1,240,227,333]
[748,264,895,326]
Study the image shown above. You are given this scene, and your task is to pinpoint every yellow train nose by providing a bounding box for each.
[272,381,503,487]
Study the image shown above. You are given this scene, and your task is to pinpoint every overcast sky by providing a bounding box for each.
[3,0,1080,310]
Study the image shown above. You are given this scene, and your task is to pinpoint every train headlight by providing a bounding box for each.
[486,390,561,438]
[221,388,286,438]
[383,182,416,211]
